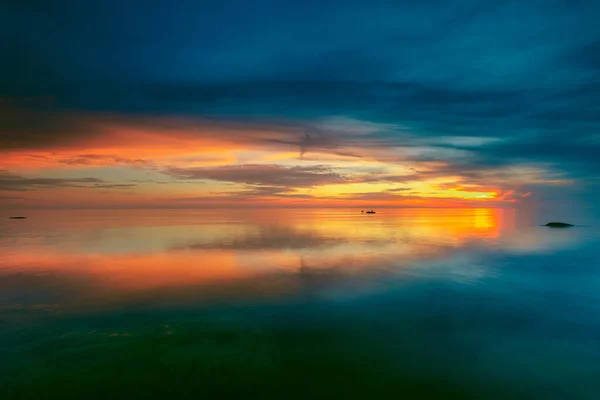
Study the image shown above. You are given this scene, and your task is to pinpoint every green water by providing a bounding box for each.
[1,209,599,399]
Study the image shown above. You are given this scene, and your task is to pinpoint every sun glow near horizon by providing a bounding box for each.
[0,115,568,209]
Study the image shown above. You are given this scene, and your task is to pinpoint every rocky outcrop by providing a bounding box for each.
[545,222,573,227]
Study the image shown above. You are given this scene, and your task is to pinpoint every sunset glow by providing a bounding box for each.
[2,2,599,398]
[0,113,568,209]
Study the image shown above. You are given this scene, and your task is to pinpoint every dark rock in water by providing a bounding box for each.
[545,222,573,227]
[8,216,27,219]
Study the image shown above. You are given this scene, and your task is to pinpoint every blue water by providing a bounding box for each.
[1,208,598,399]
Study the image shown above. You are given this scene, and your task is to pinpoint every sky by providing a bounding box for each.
[1,0,599,210]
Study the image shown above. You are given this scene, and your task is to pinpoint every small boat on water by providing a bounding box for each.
[8,216,27,219]
[365,210,376,214]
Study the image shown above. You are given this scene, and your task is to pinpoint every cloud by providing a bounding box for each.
[0,107,103,150]
[0,170,137,191]
[215,186,313,199]
[2,100,595,188]
[23,153,155,168]
[340,192,409,202]
[0,107,377,163]
[91,183,137,189]
[165,164,347,187]
[56,154,153,167]
[1,0,599,207]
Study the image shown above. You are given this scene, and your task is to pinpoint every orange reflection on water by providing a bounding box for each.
[2,207,568,311]
[0,250,297,290]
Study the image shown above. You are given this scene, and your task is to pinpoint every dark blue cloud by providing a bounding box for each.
[3,0,599,88]
[1,0,599,187]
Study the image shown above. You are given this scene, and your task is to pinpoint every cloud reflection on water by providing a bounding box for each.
[0,208,589,314]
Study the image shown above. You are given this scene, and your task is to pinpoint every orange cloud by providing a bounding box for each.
[0,110,558,208]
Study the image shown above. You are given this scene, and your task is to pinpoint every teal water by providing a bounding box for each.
[1,208,599,399]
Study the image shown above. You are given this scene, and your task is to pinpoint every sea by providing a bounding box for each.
[1,208,599,399]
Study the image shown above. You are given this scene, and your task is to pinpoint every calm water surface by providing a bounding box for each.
[1,208,599,399]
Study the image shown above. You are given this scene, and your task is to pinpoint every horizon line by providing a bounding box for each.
[2,205,511,211]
